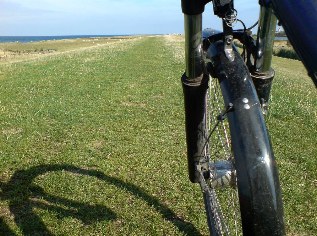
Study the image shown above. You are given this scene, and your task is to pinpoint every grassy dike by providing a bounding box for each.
[0,36,316,235]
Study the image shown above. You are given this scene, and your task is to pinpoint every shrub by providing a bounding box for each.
[273,48,300,60]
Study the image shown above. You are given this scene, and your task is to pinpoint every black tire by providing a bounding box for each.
[201,42,285,235]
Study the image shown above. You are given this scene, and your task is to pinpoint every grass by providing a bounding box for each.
[0,36,134,64]
[268,56,317,235]
[0,35,316,235]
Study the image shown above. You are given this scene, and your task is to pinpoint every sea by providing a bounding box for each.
[0,35,288,43]
[0,35,125,43]
[275,36,288,41]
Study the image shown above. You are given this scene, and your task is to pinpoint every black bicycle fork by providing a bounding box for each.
[181,0,277,183]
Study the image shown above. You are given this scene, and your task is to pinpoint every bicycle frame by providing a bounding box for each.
[181,0,317,183]
[269,0,317,86]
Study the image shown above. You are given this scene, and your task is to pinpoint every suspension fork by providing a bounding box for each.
[181,0,211,183]
[252,4,277,113]
[182,13,208,183]
[181,0,237,183]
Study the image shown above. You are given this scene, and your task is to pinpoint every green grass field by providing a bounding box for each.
[0,36,316,235]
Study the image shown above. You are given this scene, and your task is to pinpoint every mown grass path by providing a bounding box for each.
[0,36,209,235]
[0,36,316,235]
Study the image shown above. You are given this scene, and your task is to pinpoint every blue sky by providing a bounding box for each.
[0,0,259,36]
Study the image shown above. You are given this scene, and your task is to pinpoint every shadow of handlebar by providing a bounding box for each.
[0,164,202,236]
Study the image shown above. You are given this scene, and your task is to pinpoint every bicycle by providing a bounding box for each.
[180,0,317,235]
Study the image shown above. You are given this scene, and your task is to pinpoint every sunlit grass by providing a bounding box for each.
[0,35,316,235]
[0,36,138,64]
[268,56,317,235]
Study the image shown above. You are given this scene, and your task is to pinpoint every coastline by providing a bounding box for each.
[0,35,141,63]
[0,35,132,43]
[0,34,287,44]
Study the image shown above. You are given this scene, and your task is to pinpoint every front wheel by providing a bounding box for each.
[200,43,285,235]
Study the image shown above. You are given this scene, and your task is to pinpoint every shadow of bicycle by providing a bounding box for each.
[0,164,201,235]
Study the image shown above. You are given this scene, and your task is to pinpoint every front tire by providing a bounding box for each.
[201,42,285,235]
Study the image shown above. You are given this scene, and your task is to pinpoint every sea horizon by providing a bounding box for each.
[0,34,134,43]
[0,34,287,44]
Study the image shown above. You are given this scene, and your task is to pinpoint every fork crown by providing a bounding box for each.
[181,0,211,15]
[259,0,271,7]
